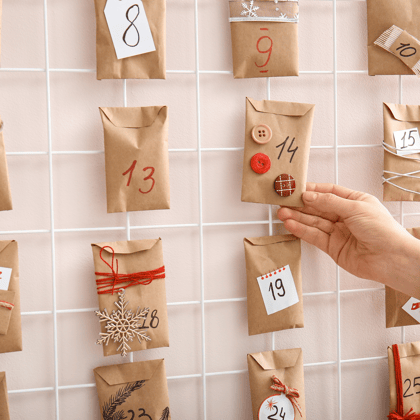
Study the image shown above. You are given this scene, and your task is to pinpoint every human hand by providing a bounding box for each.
[277,183,420,298]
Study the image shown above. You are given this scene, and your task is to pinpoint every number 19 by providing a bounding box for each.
[269,279,285,300]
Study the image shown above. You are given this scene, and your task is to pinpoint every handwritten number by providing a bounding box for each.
[396,42,417,57]
[138,408,152,419]
[150,309,159,328]
[404,378,414,398]
[267,406,278,420]
[122,160,138,186]
[276,137,299,163]
[255,35,273,68]
[128,410,135,420]
[269,279,286,301]
[123,4,140,47]
[139,167,155,194]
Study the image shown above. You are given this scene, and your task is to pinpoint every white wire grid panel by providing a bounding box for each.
[1,0,420,418]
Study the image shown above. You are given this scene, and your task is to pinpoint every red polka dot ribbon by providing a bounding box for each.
[95,246,165,295]
[270,375,302,418]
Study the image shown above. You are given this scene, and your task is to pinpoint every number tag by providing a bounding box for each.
[393,128,420,156]
[0,267,12,291]
[402,297,420,323]
[257,265,299,316]
[104,0,156,60]
[258,394,295,420]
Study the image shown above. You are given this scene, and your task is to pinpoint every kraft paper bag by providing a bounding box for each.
[248,348,306,420]
[94,359,171,420]
[229,0,299,78]
[383,103,420,201]
[99,106,170,213]
[242,97,315,207]
[0,241,22,354]
[244,235,303,336]
[92,239,169,357]
[0,372,10,420]
[367,0,420,75]
[0,119,13,212]
[388,342,420,416]
[94,0,166,80]
[386,227,420,328]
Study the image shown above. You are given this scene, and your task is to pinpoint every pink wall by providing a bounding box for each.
[0,0,419,418]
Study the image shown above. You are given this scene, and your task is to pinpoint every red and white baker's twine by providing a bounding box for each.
[95,246,165,295]
[388,344,420,419]
[270,375,302,418]
[0,300,14,311]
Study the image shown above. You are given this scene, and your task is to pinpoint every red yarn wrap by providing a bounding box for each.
[388,344,420,420]
[95,246,165,295]
[270,375,302,418]
[0,300,14,310]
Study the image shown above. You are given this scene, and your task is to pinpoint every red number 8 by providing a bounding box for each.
[255,36,273,68]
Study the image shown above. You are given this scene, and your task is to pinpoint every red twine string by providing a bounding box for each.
[0,300,13,311]
[95,246,165,295]
[388,344,420,420]
[270,375,302,418]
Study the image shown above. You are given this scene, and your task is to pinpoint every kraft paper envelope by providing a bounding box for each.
[383,103,420,201]
[92,239,169,356]
[244,234,303,336]
[386,227,420,327]
[367,0,420,75]
[0,372,10,420]
[248,348,306,420]
[242,97,314,207]
[0,118,13,212]
[94,0,166,80]
[0,240,22,354]
[100,106,170,213]
[94,359,170,420]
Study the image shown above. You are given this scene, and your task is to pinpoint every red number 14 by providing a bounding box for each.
[122,160,155,194]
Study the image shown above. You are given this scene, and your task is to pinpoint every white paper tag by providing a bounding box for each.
[257,265,299,316]
[104,0,156,60]
[259,394,295,420]
[0,267,12,291]
[402,297,420,323]
[393,128,420,156]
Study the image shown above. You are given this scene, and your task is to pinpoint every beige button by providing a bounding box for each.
[251,124,272,144]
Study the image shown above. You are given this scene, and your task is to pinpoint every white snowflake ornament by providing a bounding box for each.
[95,289,151,357]
[241,0,259,17]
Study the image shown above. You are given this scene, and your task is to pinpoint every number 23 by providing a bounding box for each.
[127,408,152,420]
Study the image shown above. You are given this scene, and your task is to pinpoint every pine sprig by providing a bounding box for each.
[159,407,170,420]
[102,381,145,420]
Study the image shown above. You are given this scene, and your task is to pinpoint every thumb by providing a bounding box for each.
[302,191,360,219]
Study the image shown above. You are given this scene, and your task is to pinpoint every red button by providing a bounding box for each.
[274,174,296,197]
[251,124,272,144]
[250,153,271,174]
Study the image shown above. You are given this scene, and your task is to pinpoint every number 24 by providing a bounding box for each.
[122,160,155,194]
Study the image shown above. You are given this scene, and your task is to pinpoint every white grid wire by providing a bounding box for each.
[1,0,417,418]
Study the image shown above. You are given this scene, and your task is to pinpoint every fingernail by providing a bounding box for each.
[303,191,318,202]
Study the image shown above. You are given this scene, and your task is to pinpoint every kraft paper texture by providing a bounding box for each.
[94,359,170,420]
[244,234,303,336]
[367,0,420,75]
[0,241,21,354]
[0,119,13,212]
[100,106,170,213]
[388,341,420,415]
[94,0,166,80]
[383,103,420,201]
[0,372,10,420]
[248,348,306,420]
[241,97,315,207]
[92,239,169,357]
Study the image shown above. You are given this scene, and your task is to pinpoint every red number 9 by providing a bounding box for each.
[255,36,273,68]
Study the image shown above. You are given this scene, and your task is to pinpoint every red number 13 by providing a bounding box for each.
[122,160,155,194]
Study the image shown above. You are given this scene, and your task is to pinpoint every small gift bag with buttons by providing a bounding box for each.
[94,359,170,420]
[94,0,166,80]
[92,239,169,357]
[99,106,170,213]
[367,0,420,76]
[244,234,303,336]
[386,227,420,328]
[229,0,299,78]
[0,118,13,212]
[0,240,22,354]
[241,97,315,207]
[388,342,420,418]
[247,348,306,420]
[0,372,10,420]
[383,103,420,201]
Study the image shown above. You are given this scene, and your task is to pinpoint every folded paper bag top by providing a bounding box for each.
[100,106,167,129]
[247,97,315,117]
[250,348,302,370]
